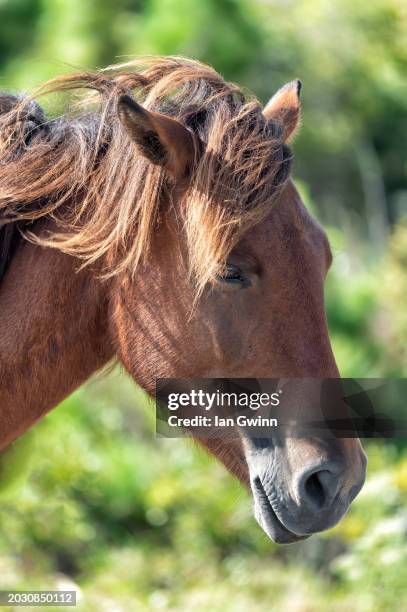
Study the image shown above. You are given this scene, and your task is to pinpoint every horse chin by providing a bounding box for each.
[252,477,309,544]
[253,501,309,544]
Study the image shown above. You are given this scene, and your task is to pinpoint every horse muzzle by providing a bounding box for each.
[248,437,367,543]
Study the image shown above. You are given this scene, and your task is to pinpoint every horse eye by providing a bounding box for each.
[216,264,250,287]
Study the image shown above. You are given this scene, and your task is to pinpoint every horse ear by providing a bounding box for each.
[117,94,196,179]
[263,80,302,142]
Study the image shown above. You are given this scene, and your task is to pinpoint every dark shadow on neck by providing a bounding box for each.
[0,222,24,284]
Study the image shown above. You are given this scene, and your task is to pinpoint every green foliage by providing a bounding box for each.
[326,261,383,377]
[380,223,407,372]
[0,430,36,497]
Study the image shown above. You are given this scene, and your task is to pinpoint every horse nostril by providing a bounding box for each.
[304,470,329,509]
[301,467,339,510]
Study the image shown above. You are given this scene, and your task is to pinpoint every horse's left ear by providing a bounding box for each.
[117,94,196,180]
[263,79,302,142]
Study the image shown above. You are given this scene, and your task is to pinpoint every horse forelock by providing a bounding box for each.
[0,56,292,292]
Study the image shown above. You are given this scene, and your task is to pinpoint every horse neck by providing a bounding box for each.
[0,235,114,450]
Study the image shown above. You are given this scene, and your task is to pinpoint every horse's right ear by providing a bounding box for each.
[117,95,197,180]
[263,80,302,142]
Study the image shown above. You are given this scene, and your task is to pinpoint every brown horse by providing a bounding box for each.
[0,57,366,544]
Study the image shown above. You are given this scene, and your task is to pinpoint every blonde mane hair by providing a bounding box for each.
[0,56,292,292]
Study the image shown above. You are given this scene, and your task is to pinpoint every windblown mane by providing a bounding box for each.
[0,56,292,291]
